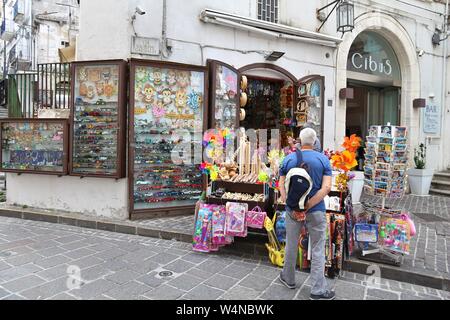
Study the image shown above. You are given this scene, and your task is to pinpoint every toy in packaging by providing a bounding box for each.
[211,205,228,245]
[354,223,379,243]
[275,211,286,243]
[379,218,411,254]
[246,206,267,229]
[193,204,214,252]
[225,202,248,237]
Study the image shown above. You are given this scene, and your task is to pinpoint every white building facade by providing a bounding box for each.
[0,0,79,76]
[5,0,450,220]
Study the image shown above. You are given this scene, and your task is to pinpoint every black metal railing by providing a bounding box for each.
[36,63,71,110]
[7,72,37,118]
[5,63,72,118]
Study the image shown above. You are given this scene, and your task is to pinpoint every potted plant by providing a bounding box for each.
[407,143,434,196]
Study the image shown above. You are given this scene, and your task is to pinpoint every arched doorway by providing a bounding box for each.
[335,13,421,156]
[238,63,298,147]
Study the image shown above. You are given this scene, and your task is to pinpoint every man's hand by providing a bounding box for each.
[279,176,287,203]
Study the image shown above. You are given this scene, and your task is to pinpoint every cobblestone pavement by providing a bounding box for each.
[0,217,448,300]
[137,195,450,283]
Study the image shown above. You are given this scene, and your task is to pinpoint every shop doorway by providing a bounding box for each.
[346,83,400,169]
[238,64,297,148]
[346,83,400,137]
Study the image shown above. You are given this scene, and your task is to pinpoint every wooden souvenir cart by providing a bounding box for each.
[0,118,69,175]
[128,59,208,220]
[69,60,128,178]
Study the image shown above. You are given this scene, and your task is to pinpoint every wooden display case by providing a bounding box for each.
[69,59,127,178]
[128,59,208,219]
[207,59,240,130]
[0,118,69,175]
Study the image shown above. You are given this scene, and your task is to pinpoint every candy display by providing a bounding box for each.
[0,120,68,174]
[209,60,239,130]
[70,61,126,177]
[130,61,206,212]
[364,125,408,198]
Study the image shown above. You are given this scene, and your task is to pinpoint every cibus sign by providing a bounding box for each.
[351,53,393,76]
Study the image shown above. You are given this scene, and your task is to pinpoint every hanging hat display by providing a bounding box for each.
[240,92,248,107]
[240,108,246,121]
[240,75,248,91]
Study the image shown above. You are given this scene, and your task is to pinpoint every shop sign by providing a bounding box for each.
[131,36,160,56]
[350,53,392,76]
[347,31,401,82]
[423,104,440,134]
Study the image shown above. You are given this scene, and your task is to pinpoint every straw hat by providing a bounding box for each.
[240,108,246,121]
[240,75,248,91]
[240,92,248,107]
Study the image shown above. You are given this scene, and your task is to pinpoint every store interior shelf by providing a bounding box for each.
[212,180,268,194]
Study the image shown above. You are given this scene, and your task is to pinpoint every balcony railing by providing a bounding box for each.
[6,63,72,118]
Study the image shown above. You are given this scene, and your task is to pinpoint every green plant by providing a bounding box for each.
[414,143,426,169]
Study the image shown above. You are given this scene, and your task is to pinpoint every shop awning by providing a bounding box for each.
[58,45,76,63]
[200,9,342,48]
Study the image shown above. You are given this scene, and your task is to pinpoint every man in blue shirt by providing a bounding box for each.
[278,128,334,300]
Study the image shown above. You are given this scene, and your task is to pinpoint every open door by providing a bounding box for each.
[207,60,240,130]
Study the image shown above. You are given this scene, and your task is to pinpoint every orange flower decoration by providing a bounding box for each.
[342,134,362,153]
[331,151,358,172]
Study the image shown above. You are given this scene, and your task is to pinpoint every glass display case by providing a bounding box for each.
[0,119,68,174]
[208,60,239,130]
[129,59,208,217]
[69,60,127,178]
[297,75,325,147]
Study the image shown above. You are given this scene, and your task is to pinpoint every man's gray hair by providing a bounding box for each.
[299,128,317,146]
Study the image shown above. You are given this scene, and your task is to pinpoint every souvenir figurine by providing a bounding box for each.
[135,67,148,83]
[149,68,165,87]
[187,90,201,111]
[104,84,114,98]
[142,83,156,104]
[176,71,190,88]
[102,68,111,82]
[159,87,175,106]
[79,83,88,97]
[190,71,203,89]
[152,101,166,122]
[166,70,177,86]
[95,82,105,96]
[78,68,88,82]
[87,86,96,99]
[175,89,187,114]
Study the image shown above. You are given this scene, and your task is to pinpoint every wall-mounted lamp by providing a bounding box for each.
[413,98,426,109]
[432,29,449,46]
[316,0,354,34]
[264,51,285,61]
[339,88,354,99]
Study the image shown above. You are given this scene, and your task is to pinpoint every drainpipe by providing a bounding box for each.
[441,0,449,170]
[161,0,169,59]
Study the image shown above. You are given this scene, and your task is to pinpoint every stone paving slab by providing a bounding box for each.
[0,217,448,300]
[1,193,450,293]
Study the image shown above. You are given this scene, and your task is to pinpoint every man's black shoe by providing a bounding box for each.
[279,273,296,289]
[310,290,336,300]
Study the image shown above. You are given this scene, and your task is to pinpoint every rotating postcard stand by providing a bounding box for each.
[356,124,410,266]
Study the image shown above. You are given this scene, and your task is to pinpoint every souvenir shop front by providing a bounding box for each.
[0,58,327,221]
[0,57,416,274]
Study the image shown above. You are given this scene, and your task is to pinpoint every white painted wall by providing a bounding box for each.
[9,0,448,220]
[6,173,128,219]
